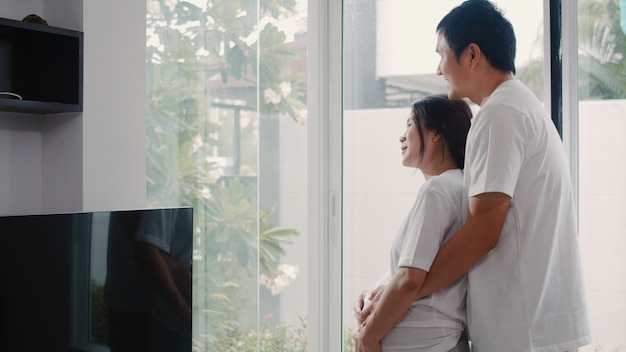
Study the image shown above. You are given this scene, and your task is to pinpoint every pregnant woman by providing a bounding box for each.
[353,94,472,352]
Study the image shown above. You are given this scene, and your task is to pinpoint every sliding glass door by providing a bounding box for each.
[342,2,545,349]
[146,0,310,350]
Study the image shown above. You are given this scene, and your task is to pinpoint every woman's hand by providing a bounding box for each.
[353,290,367,326]
[352,327,382,352]
[354,285,385,327]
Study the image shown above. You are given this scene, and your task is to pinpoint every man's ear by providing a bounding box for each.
[467,43,480,66]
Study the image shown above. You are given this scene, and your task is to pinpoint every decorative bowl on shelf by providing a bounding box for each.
[0,92,22,100]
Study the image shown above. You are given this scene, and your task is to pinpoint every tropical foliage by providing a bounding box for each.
[517,0,626,100]
[206,316,307,351]
[146,0,306,349]
[578,0,626,99]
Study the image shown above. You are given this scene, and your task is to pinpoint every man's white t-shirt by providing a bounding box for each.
[136,207,193,336]
[381,169,467,352]
[464,79,591,352]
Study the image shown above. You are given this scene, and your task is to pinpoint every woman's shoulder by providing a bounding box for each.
[426,169,463,195]
[431,169,463,184]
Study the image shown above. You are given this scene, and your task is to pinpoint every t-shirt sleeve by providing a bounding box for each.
[135,210,173,253]
[466,105,527,198]
[397,188,454,271]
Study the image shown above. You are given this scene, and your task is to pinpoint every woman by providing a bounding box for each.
[353,94,472,352]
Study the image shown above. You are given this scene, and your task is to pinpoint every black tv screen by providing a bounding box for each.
[0,207,192,352]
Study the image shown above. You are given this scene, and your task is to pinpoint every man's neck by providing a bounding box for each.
[476,71,515,107]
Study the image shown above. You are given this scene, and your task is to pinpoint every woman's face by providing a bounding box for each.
[400,116,428,168]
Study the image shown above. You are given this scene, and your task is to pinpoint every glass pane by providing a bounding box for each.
[578,0,626,350]
[342,0,544,349]
[146,0,308,350]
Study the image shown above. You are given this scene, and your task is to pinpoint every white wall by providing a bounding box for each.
[82,0,146,211]
[0,114,43,215]
[343,107,425,328]
[578,100,626,351]
[0,0,146,215]
[0,0,44,23]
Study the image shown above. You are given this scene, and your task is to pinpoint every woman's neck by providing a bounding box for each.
[421,160,458,180]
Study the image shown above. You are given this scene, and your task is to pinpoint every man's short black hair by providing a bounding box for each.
[437,0,516,74]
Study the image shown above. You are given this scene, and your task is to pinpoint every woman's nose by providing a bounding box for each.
[399,135,405,142]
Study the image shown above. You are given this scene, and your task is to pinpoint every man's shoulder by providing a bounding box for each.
[475,83,545,130]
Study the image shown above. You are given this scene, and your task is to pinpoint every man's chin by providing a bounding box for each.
[447,90,464,101]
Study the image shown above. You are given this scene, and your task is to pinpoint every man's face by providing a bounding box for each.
[436,31,469,100]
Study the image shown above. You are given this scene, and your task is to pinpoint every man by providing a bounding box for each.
[134,207,193,352]
[104,211,153,352]
[357,1,592,351]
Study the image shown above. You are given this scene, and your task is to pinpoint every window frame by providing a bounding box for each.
[560,0,580,210]
[307,0,344,349]
[549,0,580,209]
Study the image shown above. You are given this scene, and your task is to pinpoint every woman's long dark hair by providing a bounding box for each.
[411,94,472,169]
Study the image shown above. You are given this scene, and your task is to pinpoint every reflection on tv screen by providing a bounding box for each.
[0,207,192,352]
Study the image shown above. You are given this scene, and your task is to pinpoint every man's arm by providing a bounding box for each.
[134,242,192,321]
[415,192,510,300]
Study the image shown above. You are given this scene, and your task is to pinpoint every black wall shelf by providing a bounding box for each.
[0,17,83,114]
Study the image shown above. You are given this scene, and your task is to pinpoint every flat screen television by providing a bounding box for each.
[0,207,192,352]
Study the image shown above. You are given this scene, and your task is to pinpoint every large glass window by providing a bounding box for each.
[578,0,626,350]
[342,1,544,349]
[146,0,309,350]
[140,0,626,349]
